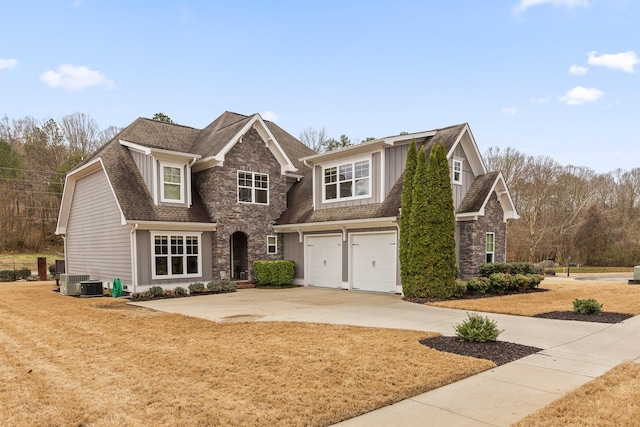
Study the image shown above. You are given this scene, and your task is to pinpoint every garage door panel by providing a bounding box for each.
[307,235,342,288]
[351,232,397,293]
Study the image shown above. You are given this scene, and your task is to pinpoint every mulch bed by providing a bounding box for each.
[534,311,632,323]
[419,336,541,366]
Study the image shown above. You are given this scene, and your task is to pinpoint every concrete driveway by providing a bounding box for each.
[131,286,640,426]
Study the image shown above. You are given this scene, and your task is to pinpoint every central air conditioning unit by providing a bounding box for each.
[80,280,103,297]
[59,274,90,296]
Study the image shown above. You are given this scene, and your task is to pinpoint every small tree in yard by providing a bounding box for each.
[400,139,418,291]
[422,142,457,298]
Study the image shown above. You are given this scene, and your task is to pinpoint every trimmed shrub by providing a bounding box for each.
[452,279,467,298]
[148,286,164,298]
[206,281,222,293]
[0,270,17,282]
[509,274,532,292]
[478,262,542,277]
[510,262,543,275]
[254,260,295,286]
[49,264,56,275]
[174,286,187,296]
[573,298,603,314]
[466,277,491,294]
[528,275,543,288]
[454,312,503,342]
[188,282,205,294]
[16,268,32,280]
[478,262,510,277]
[488,272,510,294]
[544,269,556,276]
[220,280,237,293]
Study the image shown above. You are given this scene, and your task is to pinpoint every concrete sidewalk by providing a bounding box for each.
[131,287,640,426]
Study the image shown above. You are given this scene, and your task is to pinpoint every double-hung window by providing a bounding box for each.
[267,235,277,254]
[486,232,495,263]
[452,159,463,185]
[324,159,370,201]
[152,232,201,278]
[160,162,184,203]
[238,171,269,204]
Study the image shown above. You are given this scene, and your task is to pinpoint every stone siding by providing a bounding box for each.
[457,192,507,279]
[194,128,286,281]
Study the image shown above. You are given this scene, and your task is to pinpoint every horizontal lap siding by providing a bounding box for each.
[66,169,132,285]
[283,233,304,279]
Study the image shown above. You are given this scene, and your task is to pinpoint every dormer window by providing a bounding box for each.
[452,158,463,185]
[238,171,269,204]
[323,159,370,202]
[160,162,184,203]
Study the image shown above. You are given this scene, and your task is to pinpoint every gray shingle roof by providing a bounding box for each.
[457,171,500,214]
[83,111,315,224]
[277,123,469,225]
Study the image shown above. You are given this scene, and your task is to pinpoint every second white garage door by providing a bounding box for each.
[351,232,397,293]
[306,234,343,288]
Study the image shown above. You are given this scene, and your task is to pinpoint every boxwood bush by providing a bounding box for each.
[478,262,543,277]
[573,298,603,314]
[188,282,205,294]
[254,260,295,286]
[454,312,503,342]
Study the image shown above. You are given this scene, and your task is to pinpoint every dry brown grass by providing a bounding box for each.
[513,361,640,427]
[430,275,640,316]
[0,282,493,427]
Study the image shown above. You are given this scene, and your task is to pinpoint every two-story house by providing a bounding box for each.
[56,112,517,295]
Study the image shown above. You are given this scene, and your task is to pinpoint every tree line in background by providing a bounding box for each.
[485,147,640,266]
[1,113,638,268]
[0,113,120,251]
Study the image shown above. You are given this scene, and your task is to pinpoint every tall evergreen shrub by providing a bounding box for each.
[404,147,429,297]
[422,142,457,298]
[399,139,418,290]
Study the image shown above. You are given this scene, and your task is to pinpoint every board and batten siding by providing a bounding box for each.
[384,144,409,200]
[66,169,132,285]
[315,152,382,210]
[130,149,154,196]
[450,144,474,211]
[283,233,304,279]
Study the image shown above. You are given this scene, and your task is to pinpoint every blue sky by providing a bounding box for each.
[1,0,638,173]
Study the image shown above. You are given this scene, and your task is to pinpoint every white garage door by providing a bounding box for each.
[351,232,397,293]
[306,235,342,288]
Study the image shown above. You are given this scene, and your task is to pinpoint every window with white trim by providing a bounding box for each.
[323,159,370,201]
[267,235,277,254]
[238,171,269,204]
[152,232,202,278]
[160,162,184,203]
[452,159,463,185]
[486,232,495,263]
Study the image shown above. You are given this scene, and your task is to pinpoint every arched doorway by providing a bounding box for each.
[230,232,248,280]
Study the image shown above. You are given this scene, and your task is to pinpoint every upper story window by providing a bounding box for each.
[323,159,370,202]
[452,159,463,185]
[238,171,269,204]
[160,162,184,203]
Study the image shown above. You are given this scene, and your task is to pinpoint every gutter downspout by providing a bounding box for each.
[130,224,139,293]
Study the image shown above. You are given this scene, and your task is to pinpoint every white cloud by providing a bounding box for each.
[558,86,604,105]
[515,0,588,13]
[262,111,278,122]
[531,96,551,104]
[0,58,18,70]
[587,50,639,73]
[502,107,517,116]
[569,64,588,75]
[40,64,115,90]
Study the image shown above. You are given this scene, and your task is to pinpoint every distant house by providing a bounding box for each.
[56,112,517,294]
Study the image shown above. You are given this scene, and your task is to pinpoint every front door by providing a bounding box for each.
[230,232,248,280]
